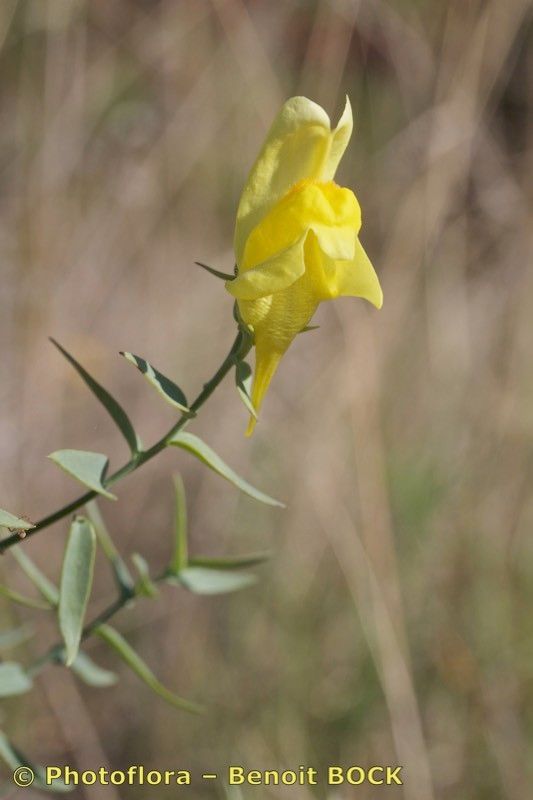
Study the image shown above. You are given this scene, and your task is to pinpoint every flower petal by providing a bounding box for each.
[234,97,353,265]
[307,181,360,260]
[245,345,283,437]
[322,96,353,181]
[320,237,383,308]
[241,180,361,271]
[226,234,307,301]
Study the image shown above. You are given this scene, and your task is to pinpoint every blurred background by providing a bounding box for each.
[0,0,531,798]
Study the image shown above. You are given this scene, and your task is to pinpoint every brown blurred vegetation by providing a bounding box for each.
[0,1,532,798]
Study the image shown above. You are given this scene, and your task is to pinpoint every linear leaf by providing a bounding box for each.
[131,554,158,598]
[0,662,32,697]
[85,500,134,596]
[120,352,189,412]
[0,584,52,611]
[0,732,71,793]
[169,432,284,507]
[12,547,59,606]
[169,474,188,574]
[0,509,34,531]
[69,651,118,688]
[59,517,96,666]
[173,567,257,595]
[195,261,235,281]
[96,624,202,714]
[48,450,116,500]
[51,339,141,455]
[188,553,270,570]
[0,625,34,652]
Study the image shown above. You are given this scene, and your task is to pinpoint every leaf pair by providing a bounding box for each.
[47,339,283,511]
[48,431,283,510]
[2,542,116,691]
[166,474,269,595]
[45,340,188,500]
[56,514,199,713]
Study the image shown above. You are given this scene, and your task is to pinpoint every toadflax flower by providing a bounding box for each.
[226,96,382,435]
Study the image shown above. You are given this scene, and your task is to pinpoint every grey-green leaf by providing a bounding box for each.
[173,567,257,595]
[96,624,202,714]
[69,651,118,688]
[0,732,71,793]
[12,547,59,606]
[0,583,52,611]
[188,553,270,570]
[48,450,116,500]
[121,352,189,412]
[0,663,33,699]
[0,662,33,697]
[59,517,96,666]
[0,509,34,531]
[169,432,283,507]
[85,500,134,596]
[235,360,257,419]
[0,625,34,652]
[131,553,158,598]
[51,339,141,455]
[169,474,188,574]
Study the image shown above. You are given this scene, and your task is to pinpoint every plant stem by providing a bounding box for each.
[25,328,253,678]
[0,330,251,554]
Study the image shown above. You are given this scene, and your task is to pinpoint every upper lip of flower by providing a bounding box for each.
[233,95,354,269]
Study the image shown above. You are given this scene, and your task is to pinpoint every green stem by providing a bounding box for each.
[26,328,254,678]
[0,329,251,554]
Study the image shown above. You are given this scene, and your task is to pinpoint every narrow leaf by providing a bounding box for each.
[12,547,59,606]
[0,662,33,697]
[0,625,34,652]
[48,450,116,500]
[120,352,189,412]
[300,324,320,333]
[96,624,202,714]
[58,517,96,666]
[195,261,235,281]
[85,500,134,596]
[0,732,70,793]
[173,567,257,595]
[235,360,257,419]
[169,474,188,574]
[131,554,158,597]
[189,553,270,570]
[50,339,141,455]
[0,509,34,532]
[69,651,118,688]
[169,432,284,507]
[0,584,52,611]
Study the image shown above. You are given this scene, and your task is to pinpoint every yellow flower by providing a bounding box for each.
[226,96,382,435]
